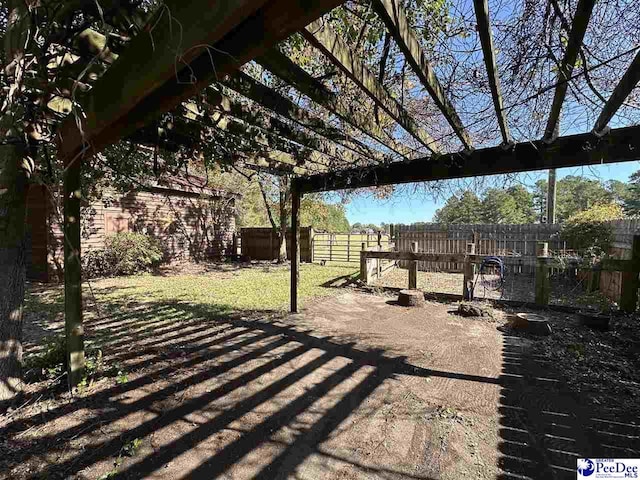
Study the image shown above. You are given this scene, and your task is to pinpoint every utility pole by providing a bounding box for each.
[547,168,557,224]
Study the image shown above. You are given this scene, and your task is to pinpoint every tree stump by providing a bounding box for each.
[509,313,552,335]
[398,289,424,307]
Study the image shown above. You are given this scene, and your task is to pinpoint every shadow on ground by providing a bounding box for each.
[2,280,638,479]
[497,331,640,479]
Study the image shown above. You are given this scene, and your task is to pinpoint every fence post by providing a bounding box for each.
[409,241,418,289]
[535,242,550,307]
[347,233,350,262]
[463,243,476,300]
[360,242,368,284]
[309,228,315,263]
[620,235,640,313]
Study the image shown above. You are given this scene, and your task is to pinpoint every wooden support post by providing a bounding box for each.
[588,266,601,293]
[409,241,418,289]
[63,155,85,389]
[463,243,476,300]
[290,185,301,313]
[620,235,640,313]
[360,242,368,283]
[535,242,550,307]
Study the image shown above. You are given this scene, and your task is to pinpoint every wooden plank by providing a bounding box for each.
[620,235,640,312]
[373,0,472,149]
[223,72,378,159]
[302,20,439,153]
[472,0,510,144]
[201,88,347,168]
[297,124,640,193]
[256,48,412,159]
[59,0,346,163]
[57,0,268,160]
[543,0,596,140]
[593,50,640,133]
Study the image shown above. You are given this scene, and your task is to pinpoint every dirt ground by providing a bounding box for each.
[1,288,639,479]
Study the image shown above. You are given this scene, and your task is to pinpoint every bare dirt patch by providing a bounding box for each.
[2,279,638,479]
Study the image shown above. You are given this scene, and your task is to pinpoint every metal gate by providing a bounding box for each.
[312,232,390,263]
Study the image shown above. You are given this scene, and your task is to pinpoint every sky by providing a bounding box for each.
[343,161,640,225]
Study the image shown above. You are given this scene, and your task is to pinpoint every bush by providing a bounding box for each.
[83,232,163,278]
[561,203,623,256]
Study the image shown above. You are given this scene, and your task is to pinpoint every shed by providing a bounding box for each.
[25,175,238,282]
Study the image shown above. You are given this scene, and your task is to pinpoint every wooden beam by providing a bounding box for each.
[472,0,511,144]
[290,185,301,313]
[373,0,472,149]
[57,0,269,160]
[61,141,85,389]
[58,0,345,163]
[256,48,412,159]
[222,72,378,159]
[302,20,439,153]
[296,124,640,193]
[203,87,354,169]
[593,50,640,134]
[543,0,596,140]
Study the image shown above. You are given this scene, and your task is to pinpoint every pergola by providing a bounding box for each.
[56,0,640,384]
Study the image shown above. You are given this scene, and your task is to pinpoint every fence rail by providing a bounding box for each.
[312,233,390,263]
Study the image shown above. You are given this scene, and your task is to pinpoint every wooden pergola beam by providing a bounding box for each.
[472,0,511,144]
[296,125,640,193]
[57,0,269,160]
[543,0,596,140]
[302,20,439,153]
[57,0,346,163]
[222,72,377,159]
[593,50,640,134]
[256,48,413,159]
[203,87,354,169]
[373,0,472,149]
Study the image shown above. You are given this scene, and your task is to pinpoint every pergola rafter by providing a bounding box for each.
[302,20,440,154]
[543,0,596,141]
[372,0,473,150]
[472,0,511,145]
[593,50,640,134]
[223,71,375,159]
[256,48,413,159]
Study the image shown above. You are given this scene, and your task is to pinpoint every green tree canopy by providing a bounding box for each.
[433,191,483,224]
[481,186,535,224]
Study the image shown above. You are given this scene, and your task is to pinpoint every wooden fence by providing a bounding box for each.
[393,223,564,273]
[240,227,312,262]
[361,238,640,312]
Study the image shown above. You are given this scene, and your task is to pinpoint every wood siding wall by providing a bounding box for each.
[28,187,236,282]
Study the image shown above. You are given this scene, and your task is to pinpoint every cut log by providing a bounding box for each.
[509,313,552,336]
[398,289,424,307]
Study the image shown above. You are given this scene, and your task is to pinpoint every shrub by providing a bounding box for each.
[561,203,624,256]
[83,232,163,278]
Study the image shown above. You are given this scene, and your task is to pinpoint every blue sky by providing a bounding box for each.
[344,161,640,225]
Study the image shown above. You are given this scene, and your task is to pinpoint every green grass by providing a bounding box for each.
[27,263,359,317]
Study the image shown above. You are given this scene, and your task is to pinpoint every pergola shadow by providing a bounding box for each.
[497,332,640,479]
[4,296,476,479]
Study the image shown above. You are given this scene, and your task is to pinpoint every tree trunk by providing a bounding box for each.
[0,1,30,404]
[0,144,29,403]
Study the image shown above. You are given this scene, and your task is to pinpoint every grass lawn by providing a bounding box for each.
[26,262,360,322]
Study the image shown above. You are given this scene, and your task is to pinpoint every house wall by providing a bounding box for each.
[28,186,237,282]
